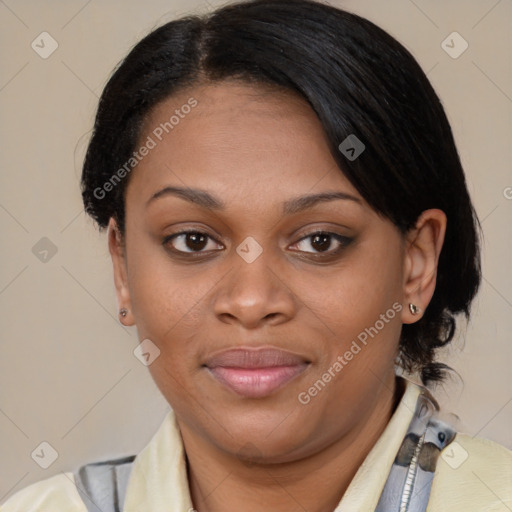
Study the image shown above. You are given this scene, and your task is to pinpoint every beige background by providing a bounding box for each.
[0,0,511,500]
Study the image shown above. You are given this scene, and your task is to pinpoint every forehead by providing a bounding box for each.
[150,79,312,118]
[127,80,361,208]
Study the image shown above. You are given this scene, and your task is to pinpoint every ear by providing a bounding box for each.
[402,209,447,324]
[108,217,134,326]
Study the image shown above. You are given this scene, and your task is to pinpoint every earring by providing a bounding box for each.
[409,303,420,315]
[119,308,128,318]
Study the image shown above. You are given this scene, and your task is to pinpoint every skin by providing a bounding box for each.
[108,80,447,512]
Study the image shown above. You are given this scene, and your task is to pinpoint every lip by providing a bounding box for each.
[204,348,310,398]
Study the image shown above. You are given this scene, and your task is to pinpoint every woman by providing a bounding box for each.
[2,0,510,510]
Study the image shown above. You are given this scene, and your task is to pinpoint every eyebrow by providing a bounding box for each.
[146,186,361,214]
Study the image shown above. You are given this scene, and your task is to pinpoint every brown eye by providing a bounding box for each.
[184,232,208,251]
[163,231,223,254]
[311,233,332,252]
[291,231,352,255]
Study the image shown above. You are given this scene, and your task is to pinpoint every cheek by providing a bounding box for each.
[293,267,403,425]
[124,239,209,348]
[294,240,405,405]
[294,244,404,338]
[126,257,211,405]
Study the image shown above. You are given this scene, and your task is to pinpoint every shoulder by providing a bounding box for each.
[428,433,512,511]
[0,472,87,512]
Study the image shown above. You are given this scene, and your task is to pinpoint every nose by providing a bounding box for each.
[212,248,297,330]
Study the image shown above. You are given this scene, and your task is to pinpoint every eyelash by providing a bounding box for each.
[162,230,353,260]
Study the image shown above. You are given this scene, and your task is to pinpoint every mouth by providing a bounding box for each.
[204,347,310,399]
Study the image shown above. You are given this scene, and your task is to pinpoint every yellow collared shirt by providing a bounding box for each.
[2,377,511,511]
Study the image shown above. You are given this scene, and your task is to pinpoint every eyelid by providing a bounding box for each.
[288,231,353,253]
[162,229,224,254]
[162,223,222,242]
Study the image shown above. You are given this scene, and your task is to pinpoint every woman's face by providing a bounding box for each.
[110,81,425,462]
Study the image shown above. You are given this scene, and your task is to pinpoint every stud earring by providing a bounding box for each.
[119,308,128,318]
[409,303,420,315]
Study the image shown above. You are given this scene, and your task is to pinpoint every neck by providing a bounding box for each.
[180,373,402,512]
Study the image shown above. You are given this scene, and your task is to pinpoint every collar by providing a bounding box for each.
[124,375,424,511]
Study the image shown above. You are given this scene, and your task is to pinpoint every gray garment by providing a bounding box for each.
[73,455,135,512]
[375,390,456,512]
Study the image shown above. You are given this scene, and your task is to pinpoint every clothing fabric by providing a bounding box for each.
[1,376,511,511]
[374,385,457,511]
